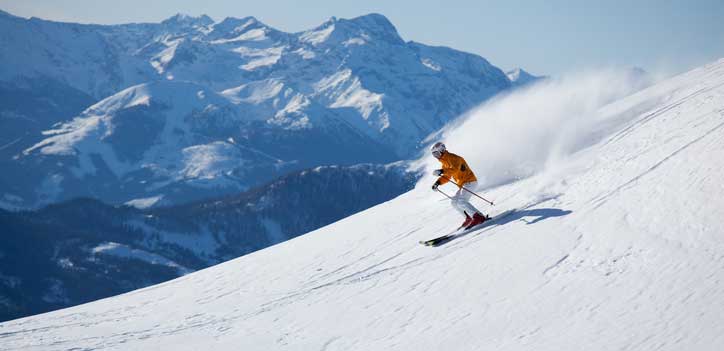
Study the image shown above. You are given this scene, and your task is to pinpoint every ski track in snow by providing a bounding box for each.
[3,60,724,350]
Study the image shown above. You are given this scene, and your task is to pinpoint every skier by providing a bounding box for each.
[430,142,488,230]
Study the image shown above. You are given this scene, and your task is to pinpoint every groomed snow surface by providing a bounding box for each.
[3,59,724,350]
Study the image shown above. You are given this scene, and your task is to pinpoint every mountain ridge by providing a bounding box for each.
[1,10,512,208]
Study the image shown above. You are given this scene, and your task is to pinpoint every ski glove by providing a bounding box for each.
[432,181,440,191]
[433,169,444,176]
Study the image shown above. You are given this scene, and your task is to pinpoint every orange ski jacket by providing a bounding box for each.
[436,152,477,188]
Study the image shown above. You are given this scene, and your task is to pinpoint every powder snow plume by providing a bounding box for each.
[416,68,652,191]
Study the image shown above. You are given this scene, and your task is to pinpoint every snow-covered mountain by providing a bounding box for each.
[506,67,546,87]
[1,10,512,208]
[15,80,393,206]
[0,162,415,322]
[2,54,722,350]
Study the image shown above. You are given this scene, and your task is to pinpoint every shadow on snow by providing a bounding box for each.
[430,207,572,246]
[494,207,573,226]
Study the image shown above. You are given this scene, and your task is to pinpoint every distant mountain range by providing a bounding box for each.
[0,10,515,208]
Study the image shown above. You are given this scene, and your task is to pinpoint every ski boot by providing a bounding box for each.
[459,213,472,229]
[465,212,487,230]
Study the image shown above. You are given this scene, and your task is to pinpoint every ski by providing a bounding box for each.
[420,209,516,247]
[419,227,469,246]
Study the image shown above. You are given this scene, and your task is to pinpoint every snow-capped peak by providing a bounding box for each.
[506,68,546,86]
[505,68,530,82]
[344,13,400,37]
[299,13,404,46]
[161,13,214,28]
[212,16,264,33]
[208,16,280,42]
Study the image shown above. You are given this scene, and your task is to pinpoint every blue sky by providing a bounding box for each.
[2,0,723,76]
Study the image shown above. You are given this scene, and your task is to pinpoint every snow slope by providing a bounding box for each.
[0,163,415,322]
[2,59,724,350]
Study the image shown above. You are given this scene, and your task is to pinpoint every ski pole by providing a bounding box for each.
[441,175,494,206]
[436,188,453,200]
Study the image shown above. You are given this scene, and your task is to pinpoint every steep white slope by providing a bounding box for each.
[2,60,724,350]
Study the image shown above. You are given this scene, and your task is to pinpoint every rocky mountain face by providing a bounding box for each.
[1,10,512,208]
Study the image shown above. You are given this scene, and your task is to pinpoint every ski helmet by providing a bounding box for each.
[430,142,446,158]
